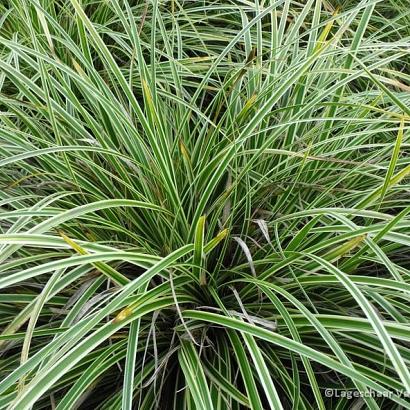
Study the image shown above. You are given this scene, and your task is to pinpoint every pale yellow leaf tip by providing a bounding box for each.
[113,307,133,323]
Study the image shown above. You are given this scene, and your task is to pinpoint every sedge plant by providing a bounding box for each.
[1,0,410,408]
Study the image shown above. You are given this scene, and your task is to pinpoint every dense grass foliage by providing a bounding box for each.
[1,0,410,408]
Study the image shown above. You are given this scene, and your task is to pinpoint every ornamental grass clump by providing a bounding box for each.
[1,0,410,409]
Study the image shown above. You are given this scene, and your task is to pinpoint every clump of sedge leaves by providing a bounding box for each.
[1,0,410,409]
